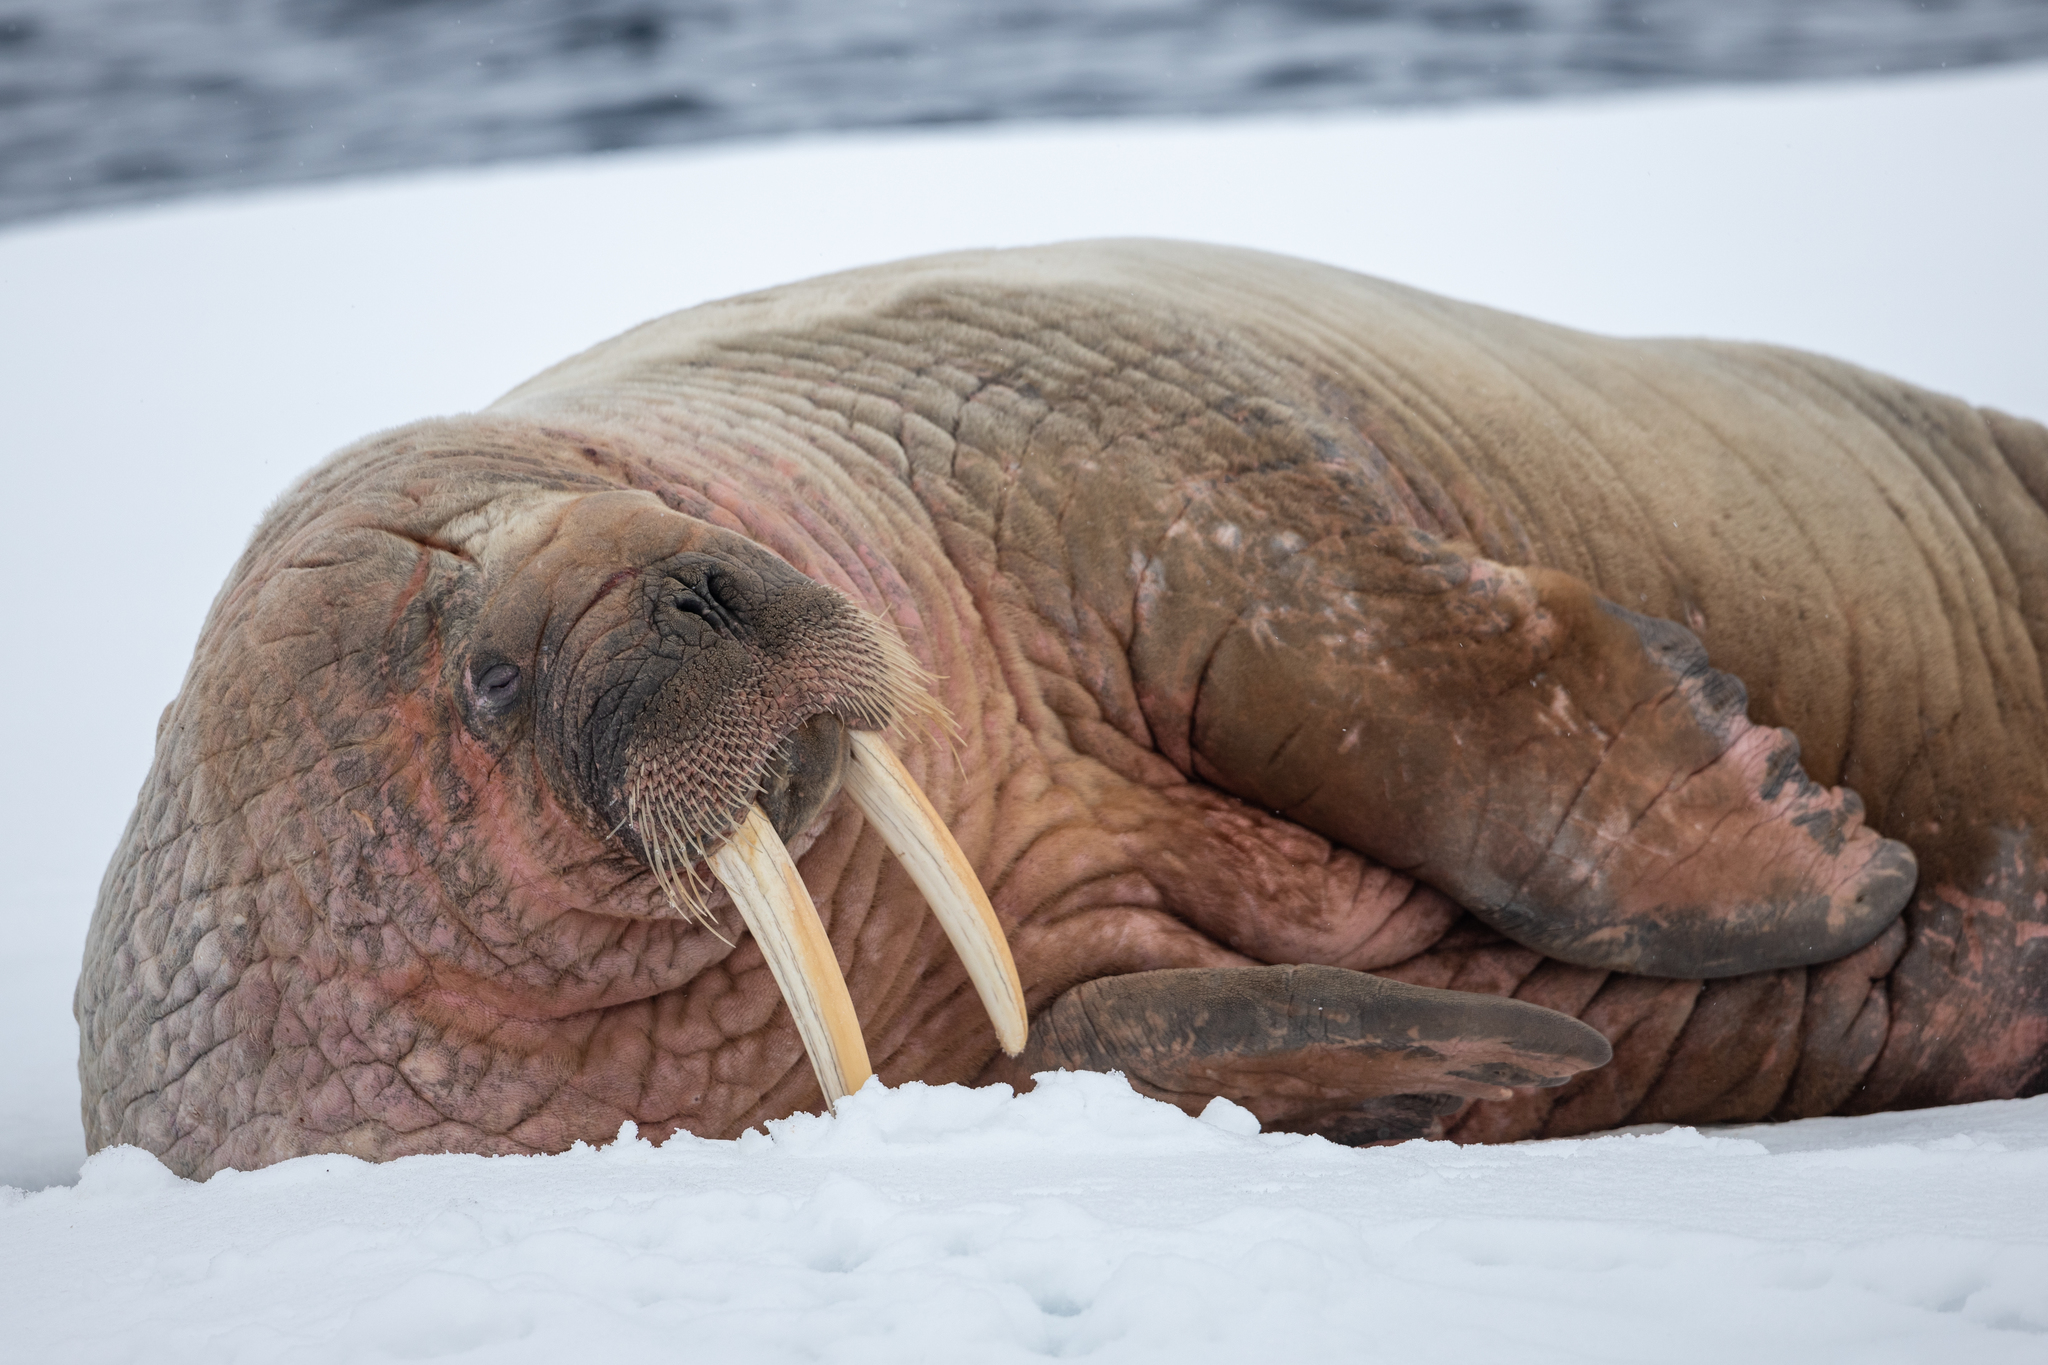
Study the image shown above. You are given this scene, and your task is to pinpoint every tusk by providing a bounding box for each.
[843,729,1028,1055]
[707,805,873,1109]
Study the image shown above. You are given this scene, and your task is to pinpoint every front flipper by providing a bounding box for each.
[983,965,1612,1144]
[1139,524,1916,978]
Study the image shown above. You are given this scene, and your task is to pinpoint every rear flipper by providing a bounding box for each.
[984,965,1613,1143]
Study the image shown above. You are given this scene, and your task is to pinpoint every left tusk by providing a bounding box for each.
[707,804,874,1108]
[843,729,1028,1055]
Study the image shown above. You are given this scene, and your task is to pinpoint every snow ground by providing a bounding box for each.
[2,64,2045,1359]
[5,1073,2047,1362]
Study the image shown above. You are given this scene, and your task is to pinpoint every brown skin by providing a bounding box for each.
[77,242,2048,1178]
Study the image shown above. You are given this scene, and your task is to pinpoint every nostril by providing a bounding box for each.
[664,576,739,632]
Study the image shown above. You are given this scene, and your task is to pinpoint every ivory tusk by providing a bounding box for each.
[843,729,1028,1055]
[706,804,873,1108]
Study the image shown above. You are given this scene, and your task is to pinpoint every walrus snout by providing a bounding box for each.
[539,543,916,869]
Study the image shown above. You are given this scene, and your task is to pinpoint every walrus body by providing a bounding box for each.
[79,241,2048,1178]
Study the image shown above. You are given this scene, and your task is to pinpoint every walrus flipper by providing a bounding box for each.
[983,965,1612,1144]
[1147,524,1918,979]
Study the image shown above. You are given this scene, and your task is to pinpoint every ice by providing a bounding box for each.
[2,63,2046,1360]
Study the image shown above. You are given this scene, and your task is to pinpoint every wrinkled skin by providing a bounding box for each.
[78,242,2048,1177]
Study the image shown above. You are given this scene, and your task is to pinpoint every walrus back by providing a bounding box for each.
[492,237,2048,841]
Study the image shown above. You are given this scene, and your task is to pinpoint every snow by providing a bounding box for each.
[2,63,2046,1359]
[5,1073,2047,1361]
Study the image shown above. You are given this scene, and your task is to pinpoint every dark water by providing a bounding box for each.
[3,0,2046,228]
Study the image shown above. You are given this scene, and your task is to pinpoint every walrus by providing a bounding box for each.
[77,240,2047,1179]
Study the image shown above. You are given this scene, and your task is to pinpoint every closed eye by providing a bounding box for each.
[475,662,521,708]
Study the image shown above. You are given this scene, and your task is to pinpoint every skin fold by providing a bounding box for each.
[77,241,2048,1178]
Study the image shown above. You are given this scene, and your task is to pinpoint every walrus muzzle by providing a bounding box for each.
[541,547,1025,1107]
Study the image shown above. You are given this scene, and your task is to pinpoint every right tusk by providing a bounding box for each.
[707,804,873,1109]
[842,729,1028,1055]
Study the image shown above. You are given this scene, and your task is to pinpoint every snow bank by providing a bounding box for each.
[5,1072,2046,1362]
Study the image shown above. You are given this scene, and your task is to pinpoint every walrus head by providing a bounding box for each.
[445,478,1024,1101]
[143,422,1024,1134]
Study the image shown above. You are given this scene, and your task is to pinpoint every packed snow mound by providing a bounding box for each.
[5,1072,2046,1363]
